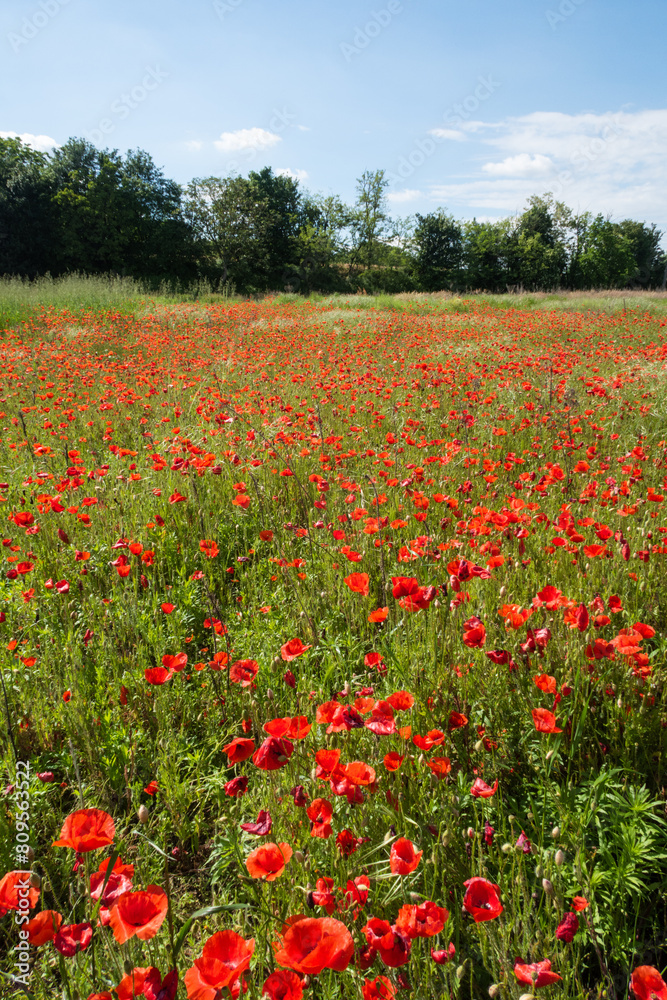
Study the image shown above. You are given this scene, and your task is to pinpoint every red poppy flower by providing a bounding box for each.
[413,729,445,751]
[115,967,152,1000]
[514,958,562,988]
[229,659,259,687]
[162,652,188,672]
[431,942,456,964]
[145,666,173,685]
[253,736,294,770]
[532,708,562,733]
[448,711,468,730]
[280,638,311,661]
[368,607,389,622]
[0,871,40,911]
[144,968,178,1000]
[161,603,175,614]
[108,885,168,943]
[363,920,411,967]
[389,837,422,875]
[534,673,557,693]
[463,878,503,922]
[307,798,334,838]
[336,829,360,856]
[571,895,589,911]
[555,911,579,942]
[184,930,255,1000]
[87,993,114,1000]
[245,842,292,881]
[311,877,336,914]
[54,921,93,957]
[384,752,405,772]
[630,966,667,1000]
[470,778,498,798]
[395,900,449,939]
[223,737,256,764]
[343,762,376,786]
[273,916,354,974]
[386,690,414,710]
[25,909,62,945]
[462,615,486,648]
[89,857,134,905]
[240,810,272,836]
[262,969,304,1000]
[53,808,115,852]
[224,775,248,797]
[199,539,219,559]
[426,757,452,779]
[362,976,396,1000]
[345,572,370,596]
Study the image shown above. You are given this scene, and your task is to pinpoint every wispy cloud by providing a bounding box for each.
[276,167,308,182]
[0,131,58,152]
[387,188,422,204]
[213,127,282,154]
[428,109,667,225]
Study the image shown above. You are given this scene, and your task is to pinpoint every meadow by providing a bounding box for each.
[1,282,667,1000]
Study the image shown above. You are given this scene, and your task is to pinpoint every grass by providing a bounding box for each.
[0,293,666,1000]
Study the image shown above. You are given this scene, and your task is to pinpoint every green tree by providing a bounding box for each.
[0,137,55,277]
[412,210,463,290]
[350,169,391,273]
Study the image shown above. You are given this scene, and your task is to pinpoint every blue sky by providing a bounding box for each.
[2,0,667,233]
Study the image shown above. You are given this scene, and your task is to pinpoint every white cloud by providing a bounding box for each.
[214,127,282,154]
[0,131,58,152]
[184,139,204,151]
[429,128,467,142]
[428,109,667,228]
[387,188,422,203]
[276,168,308,182]
[482,153,552,177]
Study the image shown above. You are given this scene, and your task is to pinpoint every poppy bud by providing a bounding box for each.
[499,586,506,597]
[518,994,535,1000]
[293,850,305,864]
[442,830,452,847]
[555,849,565,866]
[467,827,475,840]
[137,805,149,824]
[552,826,560,838]
[27,846,35,862]
[488,987,501,998]
[29,873,41,889]
[501,843,512,853]
[474,739,485,752]
[266,688,274,701]
[542,878,553,895]
[456,965,466,981]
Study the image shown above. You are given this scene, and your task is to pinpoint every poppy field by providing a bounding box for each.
[2,296,667,1000]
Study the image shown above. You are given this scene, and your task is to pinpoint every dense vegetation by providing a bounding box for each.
[1,294,667,999]
[2,137,665,295]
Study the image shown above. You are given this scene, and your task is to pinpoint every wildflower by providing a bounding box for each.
[53,809,115,852]
[273,916,354,974]
[462,878,503,922]
[108,886,168,943]
[514,959,562,988]
[184,930,255,999]
[245,843,292,881]
[389,837,422,875]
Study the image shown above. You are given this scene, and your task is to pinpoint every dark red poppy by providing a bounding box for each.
[431,942,456,964]
[240,810,272,835]
[463,878,503,922]
[143,968,178,1000]
[53,808,115,852]
[252,736,294,770]
[54,921,93,957]
[462,615,486,648]
[555,911,578,942]
[224,775,248,797]
[448,711,468,730]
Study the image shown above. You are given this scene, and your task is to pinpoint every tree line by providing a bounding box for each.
[2,136,666,294]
